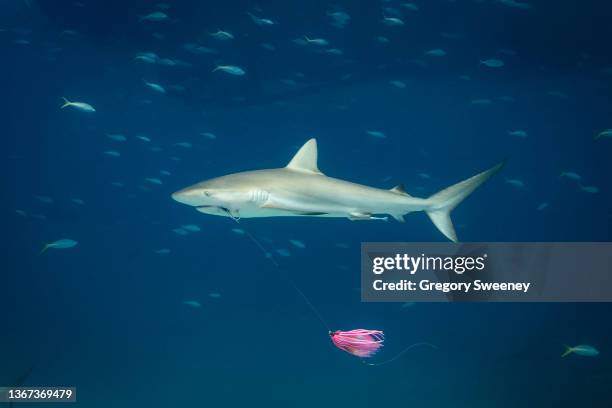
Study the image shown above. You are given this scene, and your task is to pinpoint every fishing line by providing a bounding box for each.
[223,209,435,366]
[363,342,438,366]
[224,211,331,332]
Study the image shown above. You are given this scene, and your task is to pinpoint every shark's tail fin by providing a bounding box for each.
[425,162,504,242]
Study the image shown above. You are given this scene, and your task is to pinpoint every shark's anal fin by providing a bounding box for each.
[392,214,405,223]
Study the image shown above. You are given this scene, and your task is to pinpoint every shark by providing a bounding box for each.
[172,139,503,241]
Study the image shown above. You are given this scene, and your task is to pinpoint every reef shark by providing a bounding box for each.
[172,139,502,241]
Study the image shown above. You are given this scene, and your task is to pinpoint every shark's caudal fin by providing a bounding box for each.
[425,162,504,242]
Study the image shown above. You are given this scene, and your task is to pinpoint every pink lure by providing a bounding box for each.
[329,329,384,358]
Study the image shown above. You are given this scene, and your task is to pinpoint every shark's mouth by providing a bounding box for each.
[197,205,241,221]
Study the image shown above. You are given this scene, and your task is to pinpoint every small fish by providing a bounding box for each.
[382,17,404,26]
[213,65,246,76]
[15,209,27,217]
[377,36,390,43]
[181,224,200,232]
[480,59,505,68]
[508,130,528,138]
[144,81,166,93]
[183,43,218,55]
[401,3,419,11]
[182,300,201,308]
[210,30,234,40]
[425,49,447,57]
[137,136,151,142]
[559,172,581,181]
[155,248,171,254]
[389,80,407,89]
[104,151,120,157]
[562,344,599,357]
[208,293,222,299]
[106,133,127,142]
[471,98,493,105]
[418,173,431,179]
[289,239,306,249]
[499,0,533,10]
[200,132,217,139]
[595,129,612,140]
[160,170,171,176]
[60,97,95,112]
[328,11,351,28]
[111,182,124,188]
[366,130,386,138]
[304,36,329,46]
[34,195,54,204]
[261,43,276,51]
[248,12,274,26]
[281,79,297,86]
[537,202,549,211]
[134,52,159,63]
[138,11,168,22]
[173,228,189,235]
[71,198,85,205]
[145,177,162,185]
[40,238,78,255]
[232,228,246,235]
[498,48,517,56]
[174,142,192,148]
[505,178,526,189]
[547,91,569,99]
[580,185,599,194]
[157,58,176,66]
[275,248,291,257]
[325,48,344,56]
[401,302,416,308]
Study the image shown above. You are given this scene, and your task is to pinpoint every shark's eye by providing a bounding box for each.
[204,191,211,197]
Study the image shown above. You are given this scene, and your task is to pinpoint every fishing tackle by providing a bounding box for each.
[227,218,436,365]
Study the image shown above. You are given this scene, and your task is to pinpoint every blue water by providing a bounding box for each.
[2,0,612,406]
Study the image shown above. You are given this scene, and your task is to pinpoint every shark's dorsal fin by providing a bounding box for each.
[286,138,322,174]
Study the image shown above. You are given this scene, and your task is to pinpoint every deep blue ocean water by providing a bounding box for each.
[2,0,612,406]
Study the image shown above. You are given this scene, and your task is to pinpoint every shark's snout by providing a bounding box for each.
[171,187,200,206]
